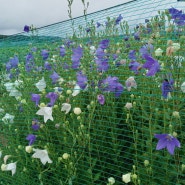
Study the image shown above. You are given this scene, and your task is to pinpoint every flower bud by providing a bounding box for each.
[62,153,70,160]
[74,107,82,115]
[155,48,163,56]
[144,160,149,167]
[108,177,115,184]
[25,146,33,153]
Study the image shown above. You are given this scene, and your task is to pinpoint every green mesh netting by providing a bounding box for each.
[0,0,185,184]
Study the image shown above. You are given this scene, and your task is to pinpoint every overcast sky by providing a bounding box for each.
[0,0,132,35]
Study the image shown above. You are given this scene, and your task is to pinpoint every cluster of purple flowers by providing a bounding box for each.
[71,46,83,69]
[95,39,110,72]
[168,7,185,26]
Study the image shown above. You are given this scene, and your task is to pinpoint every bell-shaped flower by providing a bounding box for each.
[125,77,137,91]
[155,134,180,155]
[26,134,36,145]
[61,103,71,114]
[1,162,17,176]
[97,94,105,105]
[50,71,60,84]
[41,50,49,60]
[32,148,52,165]
[46,92,58,107]
[72,84,81,96]
[2,113,15,124]
[35,77,46,92]
[31,94,41,106]
[77,72,88,90]
[36,107,53,123]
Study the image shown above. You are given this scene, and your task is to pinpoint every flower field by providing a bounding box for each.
[0,7,185,185]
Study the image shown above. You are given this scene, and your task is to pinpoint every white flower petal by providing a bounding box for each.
[36,107,53,123]
[32,148,52,165]
[61,103,71,114]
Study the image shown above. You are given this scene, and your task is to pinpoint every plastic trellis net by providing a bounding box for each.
[0,0,185,184]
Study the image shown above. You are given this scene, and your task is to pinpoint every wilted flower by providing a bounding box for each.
[154,134,180,155]
[61,103,71,114]
[122,173,131,183]
[97,94,105,105]
[4,155,11,164]
[36,107,53,123]
[35,77,46,92]
[32,148,52,165]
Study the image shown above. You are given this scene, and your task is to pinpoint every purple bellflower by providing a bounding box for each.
[71,46,83,69]
[128,50,137,61]
[115,14,123,25]
[139,43,154,58]
[24,25,30,32]
[142,54,160,76]
[50,71,60,84]
[155,134,180,155]
[60,46,66,57]
[161,78,174,99]
[100,76,124,97]
[26,134,36,145]
[96,22,101,28]
[95,48,106,59]
[97,94,105,105]
[95,58,109,72]
[44,61,52,70]
[46,92,58,107]
[168,8,185,26]
[41,50,49,60]
[32,119,40,131]
[31,94,41,106]
[77,71,88,90]
[99,39,110,49]
[129,61,141,73]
